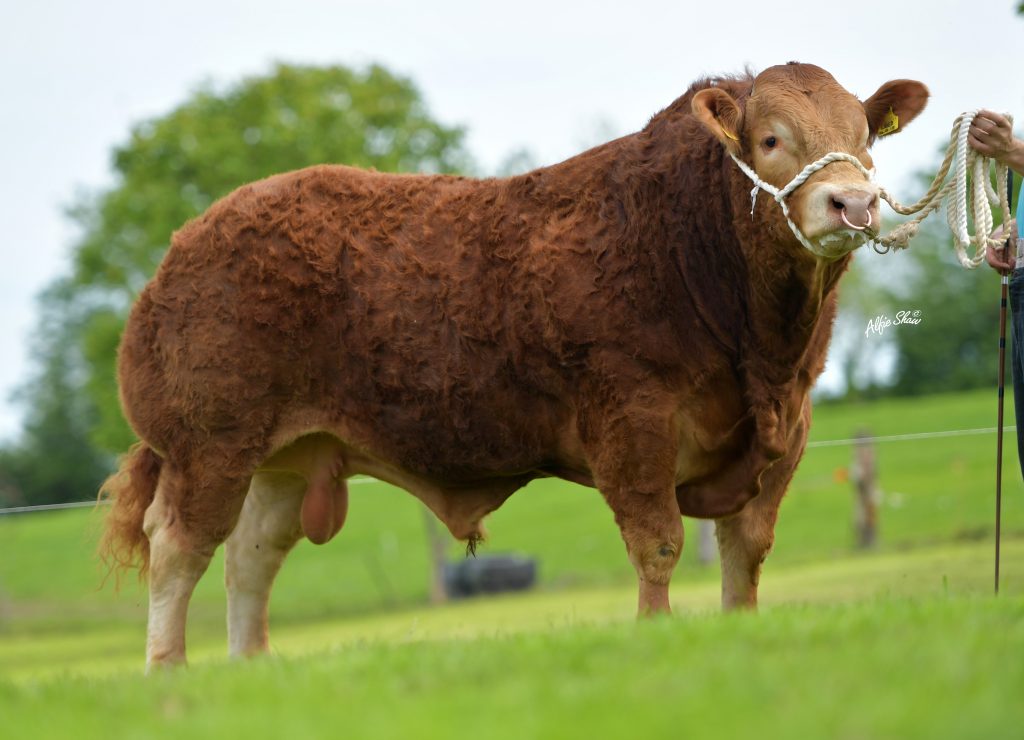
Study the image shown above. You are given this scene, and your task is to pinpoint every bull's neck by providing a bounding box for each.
[654,131,849,383]
[747,252,848,383]
[726,160,850,380]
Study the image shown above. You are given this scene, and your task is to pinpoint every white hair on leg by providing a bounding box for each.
[225,472,305,658]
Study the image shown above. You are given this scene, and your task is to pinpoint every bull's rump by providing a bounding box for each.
[119,164,578,478]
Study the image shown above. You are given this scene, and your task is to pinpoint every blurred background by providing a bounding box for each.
[1,0,1023,668]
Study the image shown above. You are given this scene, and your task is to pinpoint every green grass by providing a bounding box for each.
[2,551,1022,739]
[2,384,1023,738]
[2,388,1020,638]
[2,537,1021,683]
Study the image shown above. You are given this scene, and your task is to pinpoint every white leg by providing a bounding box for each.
[225,472,304,658]
[143,486,214,670]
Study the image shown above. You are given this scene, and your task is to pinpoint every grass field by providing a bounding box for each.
[1,389,1023,737]
[1,543,1022,739]
[2,388,1020,634]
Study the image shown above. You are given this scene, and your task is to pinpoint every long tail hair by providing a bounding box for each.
[98,441,162,580]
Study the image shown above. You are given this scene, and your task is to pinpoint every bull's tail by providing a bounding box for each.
[99,441,163,581]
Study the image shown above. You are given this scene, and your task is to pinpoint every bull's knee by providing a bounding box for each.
[626,533,683,586]
[616,502,683,616]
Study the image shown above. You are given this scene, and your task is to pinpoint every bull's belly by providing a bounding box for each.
[267,392,582,482]
[260,411,582,541]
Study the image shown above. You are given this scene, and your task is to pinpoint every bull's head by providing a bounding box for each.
[692,62,929,259]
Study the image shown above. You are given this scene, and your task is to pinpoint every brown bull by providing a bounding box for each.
[101,62,928,668]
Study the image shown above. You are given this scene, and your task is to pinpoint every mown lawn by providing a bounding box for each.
[1,388,1020,638]
[2,383,1023,738]
[2,536,1021,683]
[2,552,1022,740]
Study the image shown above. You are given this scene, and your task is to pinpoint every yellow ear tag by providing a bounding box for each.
[878,107,899,136]
[723,129,739,142]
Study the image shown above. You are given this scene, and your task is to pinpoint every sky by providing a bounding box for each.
[1,0,1022,440]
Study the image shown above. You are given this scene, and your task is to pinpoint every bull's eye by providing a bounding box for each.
[764,136,778,149]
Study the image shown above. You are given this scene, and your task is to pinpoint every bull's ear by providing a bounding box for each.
[863,80,929,140]
[692,88,743,155]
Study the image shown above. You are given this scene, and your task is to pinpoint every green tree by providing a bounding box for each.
[0,280,111,506]
[827,255,902,401]
[877,220,1004,396]
[865,161,1019,398]
[1,62,472,505]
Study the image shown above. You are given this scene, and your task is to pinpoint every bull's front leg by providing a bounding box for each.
[587,409,683,616]
[715,398,810,610]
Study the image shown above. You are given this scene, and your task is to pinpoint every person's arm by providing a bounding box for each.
[971,111,1021,273]
[969,110,1024,174]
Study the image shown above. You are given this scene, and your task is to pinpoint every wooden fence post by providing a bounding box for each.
[697,519,717,565]
[851,428,879,549]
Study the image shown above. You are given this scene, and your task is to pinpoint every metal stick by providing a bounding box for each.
[996,168,1014,595]
[997,275,1007,596]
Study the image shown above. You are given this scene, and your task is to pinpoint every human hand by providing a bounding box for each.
[969,110,1023,168]
[985,219,1017,275]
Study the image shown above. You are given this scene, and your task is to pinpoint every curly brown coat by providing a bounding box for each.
[100,63,929,666]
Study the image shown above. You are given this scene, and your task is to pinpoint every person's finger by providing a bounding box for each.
[969,132,995,154]
[992,256,1013,274]
[973,118,996,134]
[977,110,1011,129]
[990,244,1014,269]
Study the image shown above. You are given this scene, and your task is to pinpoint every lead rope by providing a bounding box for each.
[730,110,1014,268]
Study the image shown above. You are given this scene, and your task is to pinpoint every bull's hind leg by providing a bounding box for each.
[224,472,305,658]
[143,464,249,669]
[715,406,809,611]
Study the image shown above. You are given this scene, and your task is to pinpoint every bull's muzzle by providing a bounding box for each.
[826,187,878,232]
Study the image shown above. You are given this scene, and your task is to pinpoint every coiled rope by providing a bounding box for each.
[730,110,1014,267]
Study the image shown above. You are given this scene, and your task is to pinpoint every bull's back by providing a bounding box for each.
[120,165,575,475]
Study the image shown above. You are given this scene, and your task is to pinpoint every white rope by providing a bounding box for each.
[729,110,1015,268]
[730,151,874,258]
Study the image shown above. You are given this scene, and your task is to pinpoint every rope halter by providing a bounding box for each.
[729,151,875,258]
[727,110,1015,268]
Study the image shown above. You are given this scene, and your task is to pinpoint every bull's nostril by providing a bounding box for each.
[831,198,844,211]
